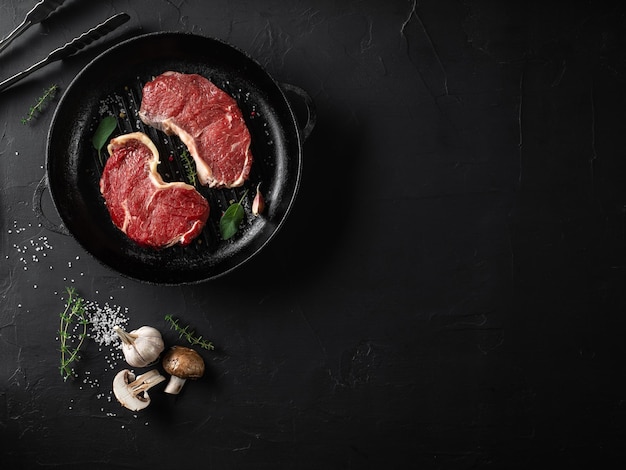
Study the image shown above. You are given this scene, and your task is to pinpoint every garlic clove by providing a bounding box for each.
[252,183,264,216]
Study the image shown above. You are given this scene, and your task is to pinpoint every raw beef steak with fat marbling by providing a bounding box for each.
[139,71,253,188]
[99,132,210,248]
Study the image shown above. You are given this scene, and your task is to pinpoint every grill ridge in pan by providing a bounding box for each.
[46,32,306,284]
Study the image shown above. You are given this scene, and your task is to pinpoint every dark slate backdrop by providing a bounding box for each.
[1,0,625,468]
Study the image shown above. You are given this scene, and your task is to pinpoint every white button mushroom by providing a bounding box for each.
[114,325,164,368]
[112,369,165,411]
[162,346,205,394]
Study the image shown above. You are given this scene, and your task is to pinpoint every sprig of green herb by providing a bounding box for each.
[219,190,248,240]
[92,115,117,165]
[164,314,214,350]
[21,84,58,124]
[179,149,198,186]
[59,287,89,381]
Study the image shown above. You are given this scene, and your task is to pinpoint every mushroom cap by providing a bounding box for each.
[162,345,205,379]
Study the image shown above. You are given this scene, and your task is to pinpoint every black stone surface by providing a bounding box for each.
[1,0,625,468]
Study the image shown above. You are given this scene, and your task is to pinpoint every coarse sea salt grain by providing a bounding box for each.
[85,300,129,347]
[8,221,54,271]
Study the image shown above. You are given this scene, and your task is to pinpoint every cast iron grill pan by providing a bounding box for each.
[46,32,305,284]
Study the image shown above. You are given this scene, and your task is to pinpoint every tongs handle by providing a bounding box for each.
[0,0,67,54]
[47,12,130,61]
[0,13,130,93]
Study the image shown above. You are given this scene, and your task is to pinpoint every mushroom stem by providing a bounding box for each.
[113,325,136,345]
[164,375,187,394]
[130,369,166,394]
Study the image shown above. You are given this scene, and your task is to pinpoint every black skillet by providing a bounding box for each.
[41,32,315,284]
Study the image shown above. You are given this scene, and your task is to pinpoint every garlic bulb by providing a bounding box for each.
[114,325,165,367]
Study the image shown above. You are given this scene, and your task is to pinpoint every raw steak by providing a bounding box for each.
[139,71,253,188]
[99,132,210,248]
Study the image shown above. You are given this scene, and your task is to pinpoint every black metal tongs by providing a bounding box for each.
[0,0,130,93]
[0,0,66,54]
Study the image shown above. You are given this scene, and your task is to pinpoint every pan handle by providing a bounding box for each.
[33,174,70,236]
[280,82,316,141]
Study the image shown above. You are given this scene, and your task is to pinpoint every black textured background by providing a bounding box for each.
[1,1,625,468]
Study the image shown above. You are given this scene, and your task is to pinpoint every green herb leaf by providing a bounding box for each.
[219,190,248,240]
[92,116,117,162]
[220,202,245,240]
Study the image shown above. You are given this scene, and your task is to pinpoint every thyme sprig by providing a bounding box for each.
[22,84,58,124]
[59,287,89,381]
[179,149,198,186]
[164,314,214,350]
